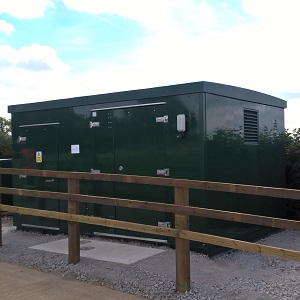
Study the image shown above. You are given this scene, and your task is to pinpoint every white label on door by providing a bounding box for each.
[71,144,80,154]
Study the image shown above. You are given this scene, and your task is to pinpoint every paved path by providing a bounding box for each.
[0,262,144,300]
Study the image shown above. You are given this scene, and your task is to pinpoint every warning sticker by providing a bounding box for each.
[36,151,42,163]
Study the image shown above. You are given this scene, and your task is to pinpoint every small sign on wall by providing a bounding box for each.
[71,144,80,154]
[36,151,42,163]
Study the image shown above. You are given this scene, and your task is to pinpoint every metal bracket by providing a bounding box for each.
[17,136,26,143]
[157,168,170,177]
[45,179,55,183]
[158,222,171,228]
[156,115,168,123]
[89,121,100,128]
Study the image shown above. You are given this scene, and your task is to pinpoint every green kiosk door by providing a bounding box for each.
[91,110,115,234]
[91,103,167,238]
[18,124,60,230]
[114,103,167,238]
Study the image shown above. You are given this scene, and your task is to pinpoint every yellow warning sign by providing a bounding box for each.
[36,151,42,163]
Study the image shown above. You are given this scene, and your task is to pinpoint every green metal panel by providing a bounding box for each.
[8,82,286,114]
[55,107,92,234]
[202,93,286,255]
[164,93,206,246]
[90,104,167,238]
[91,109,115,234]
[113,104,167,238]
[14,124,60,230]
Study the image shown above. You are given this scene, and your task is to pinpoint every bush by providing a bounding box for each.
[0,117,12,158]
[285,128,300,219]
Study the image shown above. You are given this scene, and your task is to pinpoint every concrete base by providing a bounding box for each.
[30,238,166,264]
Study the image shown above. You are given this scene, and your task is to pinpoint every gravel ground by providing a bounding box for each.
[1,216,300,300]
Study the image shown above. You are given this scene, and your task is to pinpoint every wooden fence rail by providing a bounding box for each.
[1,168,300,293]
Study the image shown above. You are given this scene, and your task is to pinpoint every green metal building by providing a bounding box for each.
[8,81,287,255]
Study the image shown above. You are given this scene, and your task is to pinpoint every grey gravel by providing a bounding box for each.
[1,216,300,300]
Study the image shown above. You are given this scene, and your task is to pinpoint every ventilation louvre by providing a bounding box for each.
[244,109,258,143]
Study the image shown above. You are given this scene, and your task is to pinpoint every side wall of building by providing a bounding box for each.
[196,93,286,255]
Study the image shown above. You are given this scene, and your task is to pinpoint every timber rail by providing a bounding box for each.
[0,168,300,292]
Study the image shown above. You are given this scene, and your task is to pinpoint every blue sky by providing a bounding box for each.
[0,0,299,129]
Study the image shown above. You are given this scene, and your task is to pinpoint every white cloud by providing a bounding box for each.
[285,99,300,130]
[0,0,50,19]
[62,0,215,33]
[59,0,300,94]
[2,0,300,131]
[242,0,300,20]
[220,2,229,9]
[0,44,68,73]
[239,0,300,94]
[110,19,299,97]
[0,44,69,114]
[241,0,300,48]
[0,20,15,35]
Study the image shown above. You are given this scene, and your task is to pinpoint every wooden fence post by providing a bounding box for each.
[175,187,190,292]
[68,178,80,264]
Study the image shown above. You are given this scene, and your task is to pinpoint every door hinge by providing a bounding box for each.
[89,121,100,128]
[45,179,55,183]
[158,221,171,228]
[17,136,26,143]
[156,115,168,123]
[157,168,169,177]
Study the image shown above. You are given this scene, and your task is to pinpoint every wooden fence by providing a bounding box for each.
[0,167,300,292]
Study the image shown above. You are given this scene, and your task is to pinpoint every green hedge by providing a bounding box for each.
[285,129,300,219]
[0,117,12,158]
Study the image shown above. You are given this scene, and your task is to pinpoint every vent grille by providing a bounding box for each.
[244,109,258,143]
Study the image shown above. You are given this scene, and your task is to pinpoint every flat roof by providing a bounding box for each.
[8,81,286,113]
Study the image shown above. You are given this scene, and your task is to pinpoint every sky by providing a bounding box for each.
[0,0,299,129]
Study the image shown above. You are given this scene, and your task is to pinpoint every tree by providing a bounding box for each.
[285,128,300,219]
[0,116,12,158]
[285,129,300,188]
